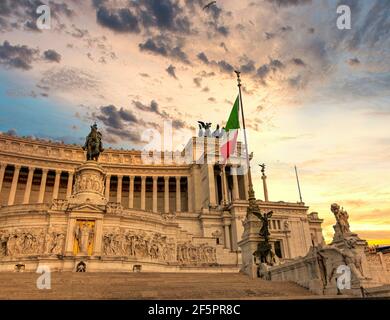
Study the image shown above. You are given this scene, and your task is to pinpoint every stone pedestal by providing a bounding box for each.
[68,161,107,206]
[238,214,261,278]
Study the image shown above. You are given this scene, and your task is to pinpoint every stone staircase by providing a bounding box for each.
[0,272,316,299]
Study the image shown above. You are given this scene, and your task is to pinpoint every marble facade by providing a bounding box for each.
[0,133,324,272]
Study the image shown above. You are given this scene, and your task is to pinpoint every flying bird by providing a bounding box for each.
[203,1,217,10]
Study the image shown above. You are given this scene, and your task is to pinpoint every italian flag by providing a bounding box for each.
[220,96,240,161]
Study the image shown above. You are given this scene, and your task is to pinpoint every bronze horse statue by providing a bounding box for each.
[83,123,104,161]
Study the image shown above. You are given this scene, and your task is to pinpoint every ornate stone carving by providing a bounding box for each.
[50,199,69,211]
[74,172,104,194]
[161,212,176,221]
[46,230,66,255]
[176,242,217,265]
[106,202,123,215]
[102,228,176,262]
[0,228,45,257]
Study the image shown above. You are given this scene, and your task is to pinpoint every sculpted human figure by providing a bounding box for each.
[83,123,104,161]
[331,203,351,235]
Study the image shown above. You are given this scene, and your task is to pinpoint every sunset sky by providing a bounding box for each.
[0,0,389,244]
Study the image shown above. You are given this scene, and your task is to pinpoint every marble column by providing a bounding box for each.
[23,167,35,204]
[232,165,240,201]
[117,175,123,204]
[38,169,48,203]
[105,175,111,200]
[164,176,169,213]
[224,221,231,250]
[262,174,269,202]
[141,176,146,210]
[220,165,229,205]
[0,163,6,197]
[66,171,74,198]
[8,165,21,206]
[152,176,158,213]
[187,176,194,212]
[175,176,181,212]
[128,176,134,208]
[208,165,217,206]
[52,170,62,200]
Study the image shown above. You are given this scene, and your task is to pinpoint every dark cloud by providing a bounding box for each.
[280,25,293,32]
[291,58,306,67]
[166,64,177,78]
[139,36,190,64]
[266,0,312,7]
[94,104,142,143]
[133,100,167,118]
[240,60,256,73]
[217,60,234,73]
[96,7,140,33]
[265,32,275,40]
[347,58,360,66]
[0,41,39,70]
[197,52,209,64]
[288,75,307,89]
[94,0,192,34]
[43,49,61,63]
[197,51,235,74]
[193,77,202,87]
[269,59,284,70]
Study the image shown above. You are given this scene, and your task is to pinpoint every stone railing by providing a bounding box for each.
[366,252,390,283]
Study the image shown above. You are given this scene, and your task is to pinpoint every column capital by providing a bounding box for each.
[141,176,147,181]
[152,175,158,181]
[55,169,62,175]
[164,176,170,181]
[176,176,181,181]
[117,174,123,180]
[42,168,49,174]
[68,170,75,176]
[129,175,135,181]
[14,164,22,170]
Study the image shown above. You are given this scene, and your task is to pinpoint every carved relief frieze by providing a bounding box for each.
[0,228,46,258]
[102,228,176,262]
[177,242,217,265]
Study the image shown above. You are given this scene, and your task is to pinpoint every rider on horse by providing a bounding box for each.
[83,123,104,161]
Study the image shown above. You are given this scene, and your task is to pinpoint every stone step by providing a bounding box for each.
[0,272,315,299]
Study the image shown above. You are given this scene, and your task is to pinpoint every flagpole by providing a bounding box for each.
[294,165,303,203]
[234,70,255,200]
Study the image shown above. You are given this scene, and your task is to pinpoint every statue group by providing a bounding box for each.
[83,123,104,161]
[197,121,225,138]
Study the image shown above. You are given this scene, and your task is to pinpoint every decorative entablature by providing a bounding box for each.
[0,134,193,174]
[256,200,309,216]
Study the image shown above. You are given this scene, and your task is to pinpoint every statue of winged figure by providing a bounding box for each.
[252,209,273,241]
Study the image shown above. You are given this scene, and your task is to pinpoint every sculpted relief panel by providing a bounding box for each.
[74,173,104,194]
[0,228,66,258]
[177,242,217,265]
[102,228,176,262]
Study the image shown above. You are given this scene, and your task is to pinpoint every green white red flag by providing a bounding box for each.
[220,95,240,161]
